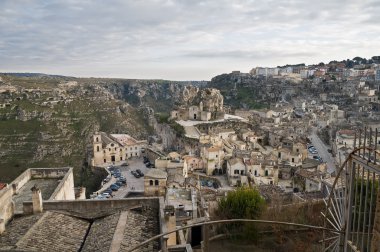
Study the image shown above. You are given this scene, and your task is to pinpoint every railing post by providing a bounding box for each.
[202,223,209,252]
[344,157,355,251]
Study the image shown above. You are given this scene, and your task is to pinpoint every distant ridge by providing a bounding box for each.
[0,72,71,78]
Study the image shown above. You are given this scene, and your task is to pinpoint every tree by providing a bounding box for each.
[217,187,266,242]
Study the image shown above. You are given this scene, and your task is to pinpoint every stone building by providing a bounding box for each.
[227,158,248,186]
[92,132,147,166]
[144,169,167,197]
[170,88,225,121]
[201,146,225,176]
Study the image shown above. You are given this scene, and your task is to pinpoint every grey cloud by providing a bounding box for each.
[0,0,378,80]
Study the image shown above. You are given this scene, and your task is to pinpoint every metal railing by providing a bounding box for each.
[323,127,380,251]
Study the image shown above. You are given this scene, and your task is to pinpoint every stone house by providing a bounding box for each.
[227,158,248,186]
[294,170,322,193]
[144,169,167,197]
[215,128,235,140]
[247,155,279,185]
[201,146,225,175]
[92,132,147,166]
[183,155,204,174]
[292,142,308,160]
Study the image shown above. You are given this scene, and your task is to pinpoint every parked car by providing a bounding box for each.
[136,169,144,177]
[119,179,127,184]
[145,162,151,168]
[121,162,129,166]
[102,192,111,198]
[130,170,138,178]
[96,195,106,199]
[110,184,120,191]
[104,189,113,194]
[116,181,124,187]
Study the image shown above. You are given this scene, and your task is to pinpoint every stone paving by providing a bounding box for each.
[0,213,43,250]
[16,211,89,252]
[13,179,59,212]
[120,207,160,252]
[82,213,121,252]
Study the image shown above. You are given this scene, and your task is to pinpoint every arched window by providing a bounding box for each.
[155,180,159,186]
[149,180,153,186]
[96,137,99,142]
[265,170,269,176]
[96,146,100,152]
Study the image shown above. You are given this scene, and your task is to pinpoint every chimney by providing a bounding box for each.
[31,185,43,213]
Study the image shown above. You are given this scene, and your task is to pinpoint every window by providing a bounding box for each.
[216,155,218,158]
[103,150,105,154]
[278,153,281,158]
[155,180,159,186]
[104,159,106,163]
[150,180,153,186]
[292,158,295,162]
[135,147,137,150]
[240,170,244,175]
[96,146,100,152]
[254,170,257,176]
[135,153,137,156]
[120,157,122,161]
[114,147,116,151]
[265,170,268,176]
[109,148,111,152]
[96,137,99,142]
[130,147,132,150]
[234,170,239,174]
[296,148,299,153]
[120,148,122,152]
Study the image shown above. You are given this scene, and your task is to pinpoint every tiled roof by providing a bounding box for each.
[16,211,90,252]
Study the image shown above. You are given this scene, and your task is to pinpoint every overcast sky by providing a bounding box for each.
[0,0,379,80]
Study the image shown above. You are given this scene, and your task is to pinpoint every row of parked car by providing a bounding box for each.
[143,156,155,168]
[94,165,128,199]
[308,145,323,162]
[131,169,144,178]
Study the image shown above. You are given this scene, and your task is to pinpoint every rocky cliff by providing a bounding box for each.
[0,74,206,193]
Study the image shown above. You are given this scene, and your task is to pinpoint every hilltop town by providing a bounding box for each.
[1,55,380,251]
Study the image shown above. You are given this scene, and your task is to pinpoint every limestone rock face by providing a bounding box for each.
[180,86,224,112]
[200,88,224,112]
[181,86,199,105]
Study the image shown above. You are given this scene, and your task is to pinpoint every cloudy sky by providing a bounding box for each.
[0,0,379,80]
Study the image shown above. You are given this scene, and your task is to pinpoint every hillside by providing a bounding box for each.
[0,74,199,193]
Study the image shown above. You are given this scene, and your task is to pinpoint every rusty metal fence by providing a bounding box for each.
[323,128,380,251]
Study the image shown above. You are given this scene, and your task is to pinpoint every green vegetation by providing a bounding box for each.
[217,187,266,242]
[155,112,170,124]
[170,122,185,137]
[236,87,267,109]
[0,75,153,195]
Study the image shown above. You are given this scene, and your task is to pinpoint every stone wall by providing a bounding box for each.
[30,168,70,179]
[0,185,15,231]
[23,197,161,215]
[10,169,31,194]
[49,168,75,200]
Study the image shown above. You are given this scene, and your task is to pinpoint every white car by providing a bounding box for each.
[102,193,111,198]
